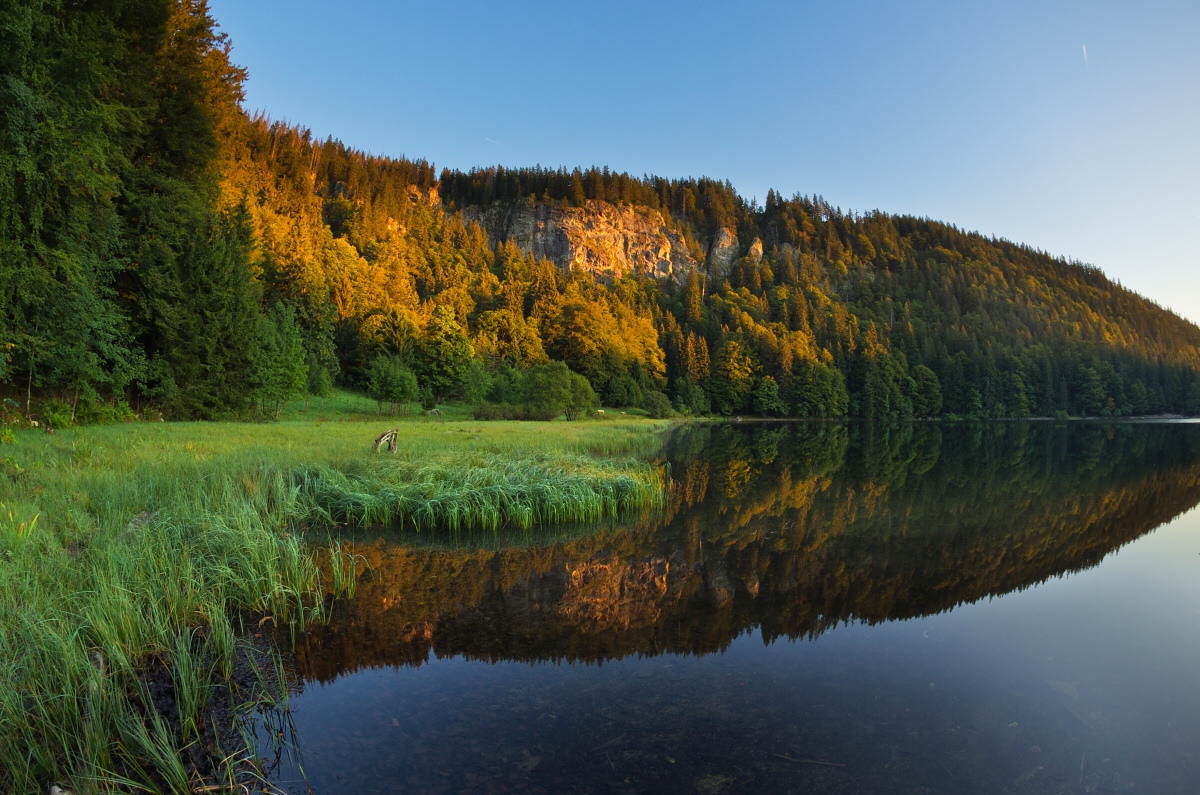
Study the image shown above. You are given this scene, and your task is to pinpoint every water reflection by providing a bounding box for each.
[258,422,1200,793]
[289,422,1200,680]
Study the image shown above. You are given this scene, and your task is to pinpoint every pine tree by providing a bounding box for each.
[683,268,703,324]
[0,0,148,411]
[569,170,586,207]
[149,206,261,418]
[251,302,308,416]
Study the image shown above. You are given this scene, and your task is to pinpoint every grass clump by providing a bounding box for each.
[0,504,318,793]
[298,451,665,531]
[0,413,669,792]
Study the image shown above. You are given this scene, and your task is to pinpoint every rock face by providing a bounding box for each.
[747,236,763,264]
[465,200,701,282]
[407,184,440,207]
[706,227,740,282]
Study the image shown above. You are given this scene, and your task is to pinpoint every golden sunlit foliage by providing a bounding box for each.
[4,3,1199,420]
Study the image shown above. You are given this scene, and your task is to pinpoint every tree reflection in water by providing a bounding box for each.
[286,422,1200,683]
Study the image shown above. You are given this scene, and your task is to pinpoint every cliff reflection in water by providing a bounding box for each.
[292,422,1200,683]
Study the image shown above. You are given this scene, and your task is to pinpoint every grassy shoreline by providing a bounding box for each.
[0,414,669,793]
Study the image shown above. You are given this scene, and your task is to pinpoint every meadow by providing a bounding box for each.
[0,397,669,793]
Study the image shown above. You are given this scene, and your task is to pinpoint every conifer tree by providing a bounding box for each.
[148,206,261,418]
[251,302,308,416]
[683,268,704,324]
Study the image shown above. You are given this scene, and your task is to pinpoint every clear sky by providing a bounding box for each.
[208,0,1200,324]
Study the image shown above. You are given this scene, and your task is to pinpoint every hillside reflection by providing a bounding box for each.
[290,422,1200,683]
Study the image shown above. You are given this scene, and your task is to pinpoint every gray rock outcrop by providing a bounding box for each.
[706,227,740,282]
[464,199,701,282]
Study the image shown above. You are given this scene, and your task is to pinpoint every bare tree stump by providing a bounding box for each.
[373,427,401,454]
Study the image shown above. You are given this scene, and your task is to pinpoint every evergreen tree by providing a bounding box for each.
[1076,365,1107,417]
[251,302,308,416]
[1186,380,1200,416]
[147,207,260,418]
[305,349,335,410]
[683,268,704,325]
[0,0,149,412]
[909,365,943,417]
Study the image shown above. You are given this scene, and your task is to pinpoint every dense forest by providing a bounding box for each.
[5,0,1200,422]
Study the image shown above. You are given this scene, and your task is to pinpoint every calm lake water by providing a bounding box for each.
[256,422,1200,794]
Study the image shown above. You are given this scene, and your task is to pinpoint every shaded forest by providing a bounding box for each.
[5,0,1200,421]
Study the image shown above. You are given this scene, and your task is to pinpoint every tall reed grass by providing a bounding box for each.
[297,452,665,531]
[0,415,669,793]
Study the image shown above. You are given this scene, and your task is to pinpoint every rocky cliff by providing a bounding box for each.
[706,227,739,282]
[464,199,749,284]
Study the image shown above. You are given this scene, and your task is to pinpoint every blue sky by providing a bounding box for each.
[208,0,1200,323]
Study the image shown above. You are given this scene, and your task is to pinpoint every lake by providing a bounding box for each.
[255,421,1200,794]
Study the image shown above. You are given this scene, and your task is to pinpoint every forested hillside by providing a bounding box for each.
[5,0,1200,422]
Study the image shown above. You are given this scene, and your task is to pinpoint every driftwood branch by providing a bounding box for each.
[373,427,401,454]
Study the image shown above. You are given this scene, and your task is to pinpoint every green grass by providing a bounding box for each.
[275,386,659,424]
[275,387,430,422]
[298,451,664,531]
[0,407,669,793]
